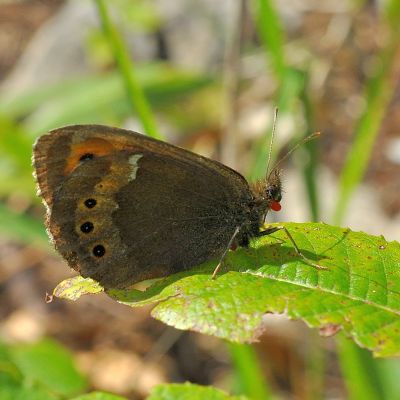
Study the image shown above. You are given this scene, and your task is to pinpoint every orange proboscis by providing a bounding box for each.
[64,138,114,175]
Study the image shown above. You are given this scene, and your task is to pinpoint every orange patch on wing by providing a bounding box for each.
[64,138,114,175]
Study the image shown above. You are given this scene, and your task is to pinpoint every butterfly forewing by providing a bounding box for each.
[34,125,254,288]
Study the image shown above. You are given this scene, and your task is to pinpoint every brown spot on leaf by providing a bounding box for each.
[319,323,342,337]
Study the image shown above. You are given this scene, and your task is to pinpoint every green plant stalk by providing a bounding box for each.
[94,0,162,139]
[385,0,400,30]
[305,333,326,400]
[333,38,399,224]
[248,70,306,181]
[337,335,384,400]
[375,358,400,399]
[249,0,287,181]
[227,343,272,400]
[252,0,287,81]
[302,125,320,222]
[300,72,320,222]
[249,0,307,180]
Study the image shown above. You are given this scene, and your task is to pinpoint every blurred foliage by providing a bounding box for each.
[0,339,245,400]
[0,0,399,399]
[95,0,162,139]
[0,339,86,399]
[333,11,400,223]
[72,393,127,400]
[146,383,248,400]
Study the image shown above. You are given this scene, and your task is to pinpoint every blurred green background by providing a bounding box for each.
[0,0,399,399]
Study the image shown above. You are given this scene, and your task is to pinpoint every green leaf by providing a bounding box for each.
[54,276,104,300]
[146,382,248,400]
[54,222,400,357]
[10,339,87,397]
[71,392,127,400]
[0,342,58,400]
[0,384,58,400]
[0,345,23,400]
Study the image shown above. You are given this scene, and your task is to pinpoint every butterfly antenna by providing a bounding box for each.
[266,107,279,178]
[268,131,321,178]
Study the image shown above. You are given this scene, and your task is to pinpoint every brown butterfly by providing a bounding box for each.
[33,123,320,288]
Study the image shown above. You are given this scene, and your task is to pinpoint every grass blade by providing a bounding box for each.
[333,24,400,224]
[227,343,272,400]
[252,0,287,80]
[337,335,384,400]
[94,0,162,139]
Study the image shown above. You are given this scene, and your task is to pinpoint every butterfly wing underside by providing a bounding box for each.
[33,125,253,288]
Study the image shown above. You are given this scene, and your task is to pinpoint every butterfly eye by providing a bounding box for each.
[267,187,282,202]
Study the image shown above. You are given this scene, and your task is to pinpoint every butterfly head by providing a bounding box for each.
[265,169,282,212]
[251,168,282,215]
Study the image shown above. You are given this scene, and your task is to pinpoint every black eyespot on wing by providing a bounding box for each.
[80,153,94,161]
[84,198,97,208]
[93,245,105,257]
[80,222,94,233]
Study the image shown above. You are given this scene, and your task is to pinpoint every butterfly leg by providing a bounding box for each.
[211,226,241,280]
[258,225,328,270]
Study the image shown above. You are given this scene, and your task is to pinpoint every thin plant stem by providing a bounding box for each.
[94,0,162,139]
[227,342,272,400]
